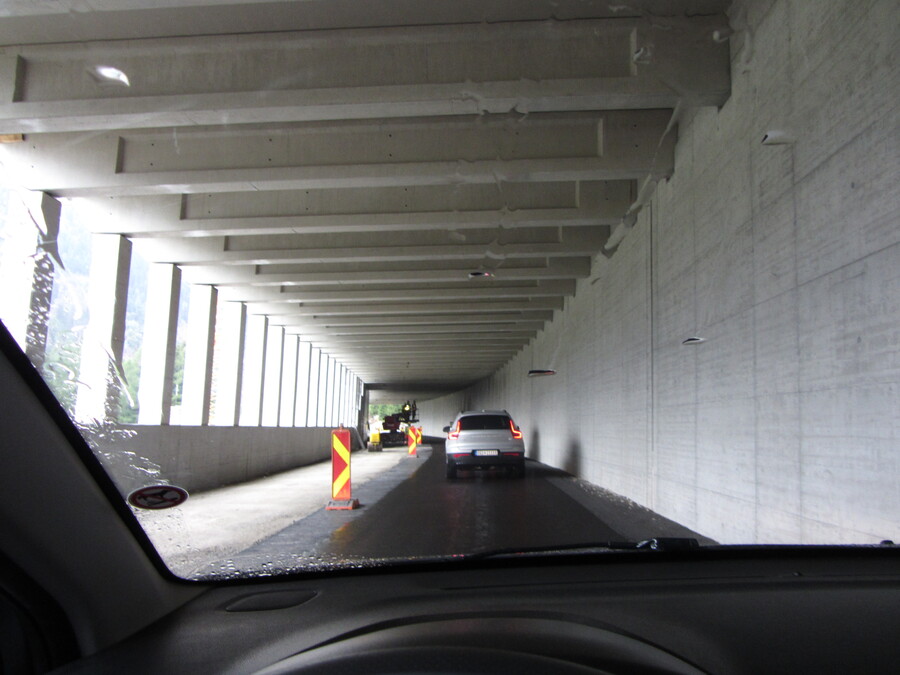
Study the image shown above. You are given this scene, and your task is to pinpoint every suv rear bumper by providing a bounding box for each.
[447,452,524,469]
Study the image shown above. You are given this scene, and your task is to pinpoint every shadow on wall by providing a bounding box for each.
[529,428,541,463]
[563,438,582,477]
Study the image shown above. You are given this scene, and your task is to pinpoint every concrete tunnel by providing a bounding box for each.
[0,0,896,548]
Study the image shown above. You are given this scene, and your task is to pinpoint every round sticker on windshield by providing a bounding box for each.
[127,485,189,510]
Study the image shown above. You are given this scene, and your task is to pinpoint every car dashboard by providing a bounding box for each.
[53,550,900,675]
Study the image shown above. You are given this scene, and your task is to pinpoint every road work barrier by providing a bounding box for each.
[326,428,359,510]
[407,426,417,457]
[367,429,383,452]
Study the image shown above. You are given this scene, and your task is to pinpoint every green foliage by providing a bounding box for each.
[42,333,82,417]
[118,348,141,423]
[368,402,401,420]
[171,341,186,406]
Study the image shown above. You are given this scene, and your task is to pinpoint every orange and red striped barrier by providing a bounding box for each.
[407,426,417,457]
[326,428,359,510]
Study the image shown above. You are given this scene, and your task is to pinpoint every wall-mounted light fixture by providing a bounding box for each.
[761,130,795,145]
[87,65,131,87]
[468,271,494,279]
[682,337,706,346]
[712,26,735,42]
[528,369,557,377]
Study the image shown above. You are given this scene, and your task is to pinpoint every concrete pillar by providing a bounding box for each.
[338,364,347,425]
[209,299,245,426]
[137,263,180,425]
[347,371,356,426]
[25,193,61,370]
[295,340,311,426]
[331,361,344,425]
[180,285,217,425]
[0,191,60,368]
[238,313,267,426]
[357,376,365,431]
[339,364,348,426]
[346,370,355,426]
[75,234,131,423]
[358,382,369,438]
[308,347,321,426]
[323,355,333,426]
[335,362,345,426]
[279,333,298,427]
[260,323,283,427]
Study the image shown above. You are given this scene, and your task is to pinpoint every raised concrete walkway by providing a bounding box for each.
[135,446,421,576]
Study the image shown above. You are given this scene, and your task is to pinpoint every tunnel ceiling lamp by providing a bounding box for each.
[528,369,557,377]
[682,337,706,346]
[87,65,131,87]
[468,271,494,279]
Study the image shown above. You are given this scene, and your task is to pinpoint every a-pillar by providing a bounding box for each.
[238,313,267,426]
[138,263,181,425]
[181,285,217,426]
[75,234,131,423]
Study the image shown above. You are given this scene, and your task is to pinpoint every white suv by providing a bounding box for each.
[443,410,526,479]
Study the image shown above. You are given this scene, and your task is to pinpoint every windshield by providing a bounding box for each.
[0,1,896,581]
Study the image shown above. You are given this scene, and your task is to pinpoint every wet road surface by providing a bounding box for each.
[210,442,710,578]
[323,443,622,560]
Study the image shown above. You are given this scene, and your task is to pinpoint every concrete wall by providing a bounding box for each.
[95,426,342,494]
[420,0,899,545]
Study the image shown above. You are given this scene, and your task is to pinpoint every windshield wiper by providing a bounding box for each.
[463,537,701,561]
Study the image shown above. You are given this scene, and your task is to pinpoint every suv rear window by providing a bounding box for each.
[458,415,510,430]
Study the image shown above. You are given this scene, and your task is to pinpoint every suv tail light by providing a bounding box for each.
[448,421,461,440]
[509,420,523,439]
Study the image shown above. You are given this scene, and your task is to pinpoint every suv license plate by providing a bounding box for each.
[475,450,499,456]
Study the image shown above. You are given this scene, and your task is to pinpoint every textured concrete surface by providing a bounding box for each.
[420,0,900,545]
[135,446,413,577]
[93,425,358,493]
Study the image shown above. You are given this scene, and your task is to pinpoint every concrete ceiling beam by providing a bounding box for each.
[88,180,630,237]
[127,207,618,238]
[144,227,606,266]
[179,179,624,222]
[328,346,519,356]
[220,279,576,303]
[243,299,564,316]
[0,17,729,134]
[185,258,591,286]
[45,155,664,197]
[268,311,555,327]
[303,334,529,346]
[270,322,545,336]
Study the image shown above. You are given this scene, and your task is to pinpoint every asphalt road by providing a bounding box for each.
[215,442,711,578]
[321,443,623,560]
